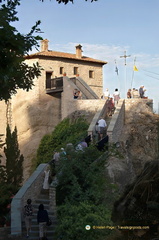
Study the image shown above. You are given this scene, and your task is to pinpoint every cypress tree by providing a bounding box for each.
[4,125,24,190]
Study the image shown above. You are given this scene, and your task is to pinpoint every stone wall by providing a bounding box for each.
[107,99,125,143]
[11,163,48,236]
[62,98,106,122]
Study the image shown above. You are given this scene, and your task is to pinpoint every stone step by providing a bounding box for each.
[22,224,56,240]
[21,191,56,240]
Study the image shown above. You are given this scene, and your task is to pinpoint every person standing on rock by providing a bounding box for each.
[23,199,33,238]
[139,85,146,98]
[37,204,49,240]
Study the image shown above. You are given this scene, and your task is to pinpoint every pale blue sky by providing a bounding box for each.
[5,0,159,111]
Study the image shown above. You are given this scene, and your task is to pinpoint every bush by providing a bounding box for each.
[55,145,119,240]
[56,202,112,240]
[36,117,89,166]
[56,146,104,205]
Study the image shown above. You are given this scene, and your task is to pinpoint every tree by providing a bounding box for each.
[4,125,24,190]
[45,0,98,3]
[0,0,42,101]
[0,0,98,4]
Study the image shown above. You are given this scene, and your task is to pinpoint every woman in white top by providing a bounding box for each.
[43,168,50,190]
[113,88,120,106]
[103,88,110,100]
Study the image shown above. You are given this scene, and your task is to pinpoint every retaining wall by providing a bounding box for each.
[11,163,48,237]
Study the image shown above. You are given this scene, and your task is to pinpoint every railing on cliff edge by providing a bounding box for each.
[11,163,56,237]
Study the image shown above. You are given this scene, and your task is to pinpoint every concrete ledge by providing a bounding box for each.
[107,99,125,143]
[87,100,108,140]
[11,163,48,236]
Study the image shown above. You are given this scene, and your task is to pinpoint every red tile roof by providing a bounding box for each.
[25,50,107,65]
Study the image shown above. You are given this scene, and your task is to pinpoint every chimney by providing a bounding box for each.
[75,44,82,58]
[41,39,49,52]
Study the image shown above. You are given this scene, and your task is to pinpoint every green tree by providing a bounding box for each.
[0,0,42,101]
[45,0,97,3]
[0,0,98,4]
[4,125,24,189]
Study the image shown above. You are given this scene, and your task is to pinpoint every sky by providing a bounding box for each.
[6,0,159,111]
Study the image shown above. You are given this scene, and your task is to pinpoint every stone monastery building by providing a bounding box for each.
[0,39,107,179]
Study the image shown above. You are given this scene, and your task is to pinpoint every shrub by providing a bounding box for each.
[36,117,89,165]
[56,202,112,240]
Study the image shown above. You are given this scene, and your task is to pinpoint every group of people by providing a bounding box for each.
[103,88,120,106]
[24,199,50,240]
[127,86,146,99]
[102,88,120,117]
[23,168,52,240]
[103,86,146,104]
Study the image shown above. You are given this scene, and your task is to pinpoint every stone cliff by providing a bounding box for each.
[106,99,159,190]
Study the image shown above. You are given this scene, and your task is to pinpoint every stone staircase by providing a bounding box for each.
[22,189,56,240]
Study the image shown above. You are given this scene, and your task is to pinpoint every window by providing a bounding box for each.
[89,70,94,78]
[74,67,78,75]
[46,71,52,89]
[60,67,64,75]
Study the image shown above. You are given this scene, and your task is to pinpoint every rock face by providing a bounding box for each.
[122,99,159,175]
[106,100,159,239]
[106,99,159,190]
[111,160,159,239]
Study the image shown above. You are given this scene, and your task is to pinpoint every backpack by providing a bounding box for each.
[24,204,33,217]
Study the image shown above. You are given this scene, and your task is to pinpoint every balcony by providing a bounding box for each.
[46,77,63,95]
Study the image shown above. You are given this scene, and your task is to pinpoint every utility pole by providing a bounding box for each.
[120,51,131,98]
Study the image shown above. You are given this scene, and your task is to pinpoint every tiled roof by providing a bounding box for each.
[25,50,107,65]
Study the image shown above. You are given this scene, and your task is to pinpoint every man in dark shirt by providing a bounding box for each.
[37,204,49,240]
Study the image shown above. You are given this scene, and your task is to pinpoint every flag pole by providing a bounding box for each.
[120,51,131,98]
[131,57,138,89]
[131,57,136,89]
[114,59,120,91]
